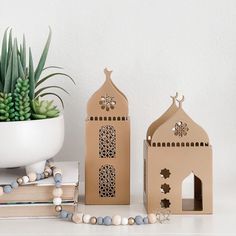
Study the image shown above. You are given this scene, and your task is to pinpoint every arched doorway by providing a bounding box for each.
[182,172,203,211]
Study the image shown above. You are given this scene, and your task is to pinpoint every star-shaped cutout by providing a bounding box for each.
[160,198,171,208]
[160,168,171,179]
[160,183,171,194]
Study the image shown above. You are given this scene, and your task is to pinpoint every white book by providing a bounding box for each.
[0,161,79,203]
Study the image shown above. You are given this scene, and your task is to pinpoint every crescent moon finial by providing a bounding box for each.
[104,68,113,80]
[176,95,185,108]
[170,92,178,104]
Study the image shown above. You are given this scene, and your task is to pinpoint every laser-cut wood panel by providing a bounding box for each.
[85,68,130,205]
[143,93,212,214]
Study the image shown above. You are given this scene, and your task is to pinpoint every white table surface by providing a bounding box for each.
[0,187,235,236]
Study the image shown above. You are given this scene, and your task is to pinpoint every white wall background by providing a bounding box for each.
[1,0,236,197]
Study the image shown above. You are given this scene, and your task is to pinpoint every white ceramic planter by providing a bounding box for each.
[0,115,64,174]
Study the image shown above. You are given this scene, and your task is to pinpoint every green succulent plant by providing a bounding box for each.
[31,98,60,119]
[0,27,75,121]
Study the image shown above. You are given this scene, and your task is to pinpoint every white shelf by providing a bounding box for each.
[0,192,234,236]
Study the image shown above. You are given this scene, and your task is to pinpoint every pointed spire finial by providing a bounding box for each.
[104,68,113,80]
[176,95,184,108]
[170,92,178,104]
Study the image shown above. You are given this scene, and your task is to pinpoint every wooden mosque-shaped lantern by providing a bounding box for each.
[85,68,130,205]
[143,93,212,214]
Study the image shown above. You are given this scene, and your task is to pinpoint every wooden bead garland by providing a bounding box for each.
[0,160,170,226]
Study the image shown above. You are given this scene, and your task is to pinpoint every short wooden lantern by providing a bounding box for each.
[85,68,130,205]
[143,93,212,214]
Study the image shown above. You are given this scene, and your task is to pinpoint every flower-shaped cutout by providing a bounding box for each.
[173,121,189,137]
[160,183,171,194]
[160,168,171,179]
[160,198,171,208]
[99,94,116,111]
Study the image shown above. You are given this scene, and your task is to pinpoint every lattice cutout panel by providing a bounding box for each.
[99,125,116,158]
[99,164,116,197]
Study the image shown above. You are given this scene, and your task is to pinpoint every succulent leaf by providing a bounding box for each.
[17,55,25,79]
[4,52,12,93]
[11,38,19,93]
[0,79,3,91]
[35,85,69,97]
[35,72,76,88]
[43,66,63,71]
[34,28,51,82]
[7,29,12,69]
[21,35,26,73]
[0,28,8,84]
[37,92,64,108]
[28,47,35,99]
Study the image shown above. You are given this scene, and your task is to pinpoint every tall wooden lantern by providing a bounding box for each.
[143,93,212,214]
[85,68,130,205]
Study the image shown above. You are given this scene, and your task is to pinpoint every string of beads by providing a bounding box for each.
[0,161,170,225]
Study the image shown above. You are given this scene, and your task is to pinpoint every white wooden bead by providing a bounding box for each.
[22,176,29,184]
[53,168,62,176]
[148,213,157,224]
[83,214,91,224]
[0,186,4,196]
[28,172,37,182]
[53,197,62,205]
[121,217,128,225]
[52,187,63,197]
[112,215,121,225]
[72,213,83,224]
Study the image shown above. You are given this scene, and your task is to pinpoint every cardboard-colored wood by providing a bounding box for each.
[85,68,130,205]
[144,94,212,214]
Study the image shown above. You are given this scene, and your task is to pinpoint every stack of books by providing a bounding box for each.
[0,161,79,218]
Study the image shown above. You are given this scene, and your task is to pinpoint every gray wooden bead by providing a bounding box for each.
[3,185,12,193]
[67,213,73,221]
[60,210,68,219]
[11,181,19,189]
[40,173,45,179]
[135,215,143,225]
[103,216,112,225]
[143,217,149,224]
[54,173,62,182]
[97,217,103,225]
[36,173,41,180]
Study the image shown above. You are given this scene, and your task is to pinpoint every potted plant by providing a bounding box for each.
[0,28,74,174]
